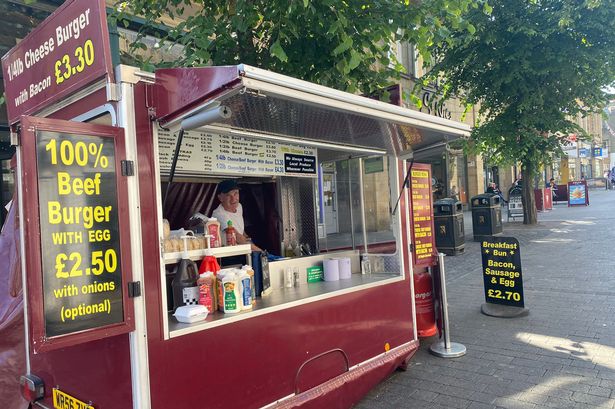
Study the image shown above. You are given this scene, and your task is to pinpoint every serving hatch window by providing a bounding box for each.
[317,155,396,254]
[154,125,405,338]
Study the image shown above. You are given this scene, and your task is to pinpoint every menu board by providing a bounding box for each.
[1,0,113,124]
[36,131,124,337]
[568,181,589,206]
[481,237,524,308]
[158,128,317,178]
[410,163,437,267]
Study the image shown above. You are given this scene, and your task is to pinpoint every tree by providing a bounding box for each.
[111,0,478,95]
[422,0,615,224]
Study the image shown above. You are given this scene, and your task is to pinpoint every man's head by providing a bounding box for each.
[217,179,240,212]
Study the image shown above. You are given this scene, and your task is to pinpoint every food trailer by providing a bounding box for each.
[1,1,470,408]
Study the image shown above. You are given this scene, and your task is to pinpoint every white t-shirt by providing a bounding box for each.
[211,203,245,235]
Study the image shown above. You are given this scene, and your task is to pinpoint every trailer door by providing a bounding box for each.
[18,116,136,408]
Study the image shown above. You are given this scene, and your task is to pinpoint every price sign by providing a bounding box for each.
[410,163,437,267]
[157,128,318,178]
[481,237,524,308]
[36,131,124,337]
[1,0,113,125]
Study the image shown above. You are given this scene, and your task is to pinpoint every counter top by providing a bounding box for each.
[168,272,402,338]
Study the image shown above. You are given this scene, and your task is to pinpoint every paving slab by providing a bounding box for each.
[357,189,615,408]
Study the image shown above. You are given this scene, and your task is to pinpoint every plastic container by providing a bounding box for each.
[323,259,340,281]
[242,265,256,306]
[216,269,228,312]
[199,256,220,276]
[221,272,241,314]
[226,220,237,246]
[205,217,221,248]
[361,254,372,276]
[197,272,216,313]
[338,258,351,279]
[171,236,200,311]
[238,271,253,310]
[173,305,208,323]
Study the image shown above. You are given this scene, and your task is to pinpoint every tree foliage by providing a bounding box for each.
[423,0,615,223]
[111,0,479,95]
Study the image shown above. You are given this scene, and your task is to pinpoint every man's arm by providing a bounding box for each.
[235,231,262,252]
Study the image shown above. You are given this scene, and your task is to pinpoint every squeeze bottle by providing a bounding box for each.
[238,270,253,310]
[226,220,237,246]
[197,272,216,313]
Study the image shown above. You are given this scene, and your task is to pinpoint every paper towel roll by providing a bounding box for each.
[338,258,351,279]
[323,259,340,282]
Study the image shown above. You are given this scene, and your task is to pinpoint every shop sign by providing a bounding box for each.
[568,181,589,206]
[410,163,437,267]
[481,237,524,308]
[579,148,589,158]
[418,88,452,120]
[158,128,318,178]
[37,130,124,337]
[1,0,113,125]
[593,148,602,157]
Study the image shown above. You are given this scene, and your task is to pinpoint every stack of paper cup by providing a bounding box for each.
[323,259,340,281]
[338,258,351,279]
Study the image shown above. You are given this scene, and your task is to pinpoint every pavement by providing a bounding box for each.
[357,188,615,409]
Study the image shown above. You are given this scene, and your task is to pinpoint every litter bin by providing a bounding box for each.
[433,198,465,255]
[471,193,503,241]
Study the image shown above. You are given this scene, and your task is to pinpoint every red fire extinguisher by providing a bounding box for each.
[414,270,437,337]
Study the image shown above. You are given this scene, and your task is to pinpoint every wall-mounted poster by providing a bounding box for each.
[568,181,589,206]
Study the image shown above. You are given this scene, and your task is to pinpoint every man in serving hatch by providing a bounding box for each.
[211,179,262,252]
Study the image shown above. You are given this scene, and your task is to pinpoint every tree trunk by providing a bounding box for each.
[521,162,537,225]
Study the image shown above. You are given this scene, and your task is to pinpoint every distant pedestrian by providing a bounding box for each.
[547,178,558,200]
[611,167,615,189]
[486,182,507,204]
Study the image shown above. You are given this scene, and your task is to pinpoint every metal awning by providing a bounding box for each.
[154,65,470,156]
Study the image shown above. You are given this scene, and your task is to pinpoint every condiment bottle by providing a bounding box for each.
[361,254,372,276]
[222,272,240,314]
[242,265,257,306]
[226,220,237,246]
[197,272,216,313]
[238,270,253,310]
[205,217,221,248]
[199,256,220,276]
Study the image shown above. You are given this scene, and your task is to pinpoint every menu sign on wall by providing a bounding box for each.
[410,163,437,267]
[481,237,524,308]
[36,131,124,337]
[158,128,318,178]
[1,0,113,125]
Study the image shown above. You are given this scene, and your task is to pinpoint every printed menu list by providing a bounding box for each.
[410,165,436,266]
[158,128,317,178]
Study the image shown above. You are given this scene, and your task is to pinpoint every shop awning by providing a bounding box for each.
[154,65,470,156]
